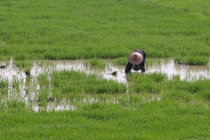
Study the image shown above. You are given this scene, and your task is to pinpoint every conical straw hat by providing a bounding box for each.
[128,52,143,65]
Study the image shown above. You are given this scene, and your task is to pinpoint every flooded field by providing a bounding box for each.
[0,59,210,112]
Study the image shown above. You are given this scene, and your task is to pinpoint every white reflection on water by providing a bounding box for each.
[0,58,210,112]
[146,59,210,81]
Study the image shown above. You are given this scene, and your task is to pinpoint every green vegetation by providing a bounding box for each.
[85,58,106,69]
[1,72,210,139]
[38,70,126,101]
[0,81,8,95]
[0,0,210,64]
[13,60,33,68]
[1,0,210,139]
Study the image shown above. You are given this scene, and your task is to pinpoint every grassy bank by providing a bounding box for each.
[0,0,210,64]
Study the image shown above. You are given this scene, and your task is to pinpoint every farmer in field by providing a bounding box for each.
[125,49,146,74]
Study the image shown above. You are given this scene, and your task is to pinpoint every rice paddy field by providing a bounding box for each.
[1,0,210,139]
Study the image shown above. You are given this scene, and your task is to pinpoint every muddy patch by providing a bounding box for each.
[0,59,210,112]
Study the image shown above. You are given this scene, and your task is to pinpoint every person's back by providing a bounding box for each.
[125,49,146,74]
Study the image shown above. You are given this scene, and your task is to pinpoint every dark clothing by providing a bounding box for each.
[125,49,146,73]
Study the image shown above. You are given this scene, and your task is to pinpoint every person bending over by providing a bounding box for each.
[125,49,146,74]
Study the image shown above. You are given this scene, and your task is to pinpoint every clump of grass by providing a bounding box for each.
[174,56,184,64]
[185,56,209,65]
[37,70,127,102]
[37,74,50,87]
[82,103,124,120]
[14,60,33,68]
[202,91,210,100]
[183,80,210,94]
[6,101,25,109]
[163,91,193,103]
[37,90,49,107]
[127,72,167,94]
[85,58,106,69]
[113,57,127,66]
[174,56,209,65]
[0,81,8,95]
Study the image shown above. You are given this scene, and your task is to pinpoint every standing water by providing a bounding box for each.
[0,58,210,112]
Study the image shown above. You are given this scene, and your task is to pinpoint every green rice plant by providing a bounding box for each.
[38,70,127,100]
[167,78,210,101]
[81,103,126,121]
[51,70,87,94]
[163,91,192,103]
[14,60,33,68]
[1,0,210,139]
[0,81,7,89]
[6,79,21,94]
[174,56,184,64]
[171,75,181,81]
[147,46,171,58]
[84,78,126,94]
[175,55,209,65]
[36,70,127,108]
[85,58,106,69]
[37,90,49,107]
[118,94,140,107]
[37,74,50,87]
[4,101,25,112]
[146,72,167,82]
[0,81,8,95]
[165,81,184,94]
[183,80,210,94]
[201,91,210,101]
[36,60,54,67]
[185,56,209,65]
[13,53,28,61]
[127,72,167,94]
[118,93,161,109]
[113,57,127,66]
[0,0,209,63]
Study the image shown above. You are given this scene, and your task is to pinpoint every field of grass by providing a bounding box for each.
[0,0,210,64]
[1,0,210,139]
[1,71,210,139]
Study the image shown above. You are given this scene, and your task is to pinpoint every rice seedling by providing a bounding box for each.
[185,56,209,65]
[1,71,210,139]
[0,0,210,139]
[175,56,209,65]
[0,0,209,65]
[127,72,167,94]
[35,70,127,107]
[0,81,8,95]
[13,60,33,68]
[113,57,127,66]
[84,58,106,69]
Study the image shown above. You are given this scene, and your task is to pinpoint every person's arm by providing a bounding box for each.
[125,62,133,74]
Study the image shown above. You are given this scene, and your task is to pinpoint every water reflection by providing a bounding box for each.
[147,59,210,81]
[0,58,210,112]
